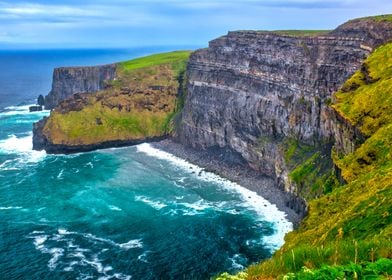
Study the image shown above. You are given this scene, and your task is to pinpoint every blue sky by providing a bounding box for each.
[0,0,391,49]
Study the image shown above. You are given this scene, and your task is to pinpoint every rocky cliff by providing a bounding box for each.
[44,64,117,110]
[33,51,190,153]
[178,18,392,208]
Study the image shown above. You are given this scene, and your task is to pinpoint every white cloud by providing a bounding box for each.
[0,1,171,26]
[0,2,104,20]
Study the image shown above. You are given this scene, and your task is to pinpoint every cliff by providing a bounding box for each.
[44,64,117,110]
[178,17,392,209]
[242,39,392,280]
[31,14,392,279]
[33,51,190,153]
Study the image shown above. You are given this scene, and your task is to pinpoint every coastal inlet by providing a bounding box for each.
[0,105,291,279]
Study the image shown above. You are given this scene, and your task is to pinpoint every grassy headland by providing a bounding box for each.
[42,51,191,146]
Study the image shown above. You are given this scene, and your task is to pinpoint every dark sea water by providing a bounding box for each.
[0,48,292,279]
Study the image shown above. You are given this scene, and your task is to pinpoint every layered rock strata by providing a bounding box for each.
[44,64,117,110]
[178,19,392,213]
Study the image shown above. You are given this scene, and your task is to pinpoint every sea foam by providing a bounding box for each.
[0,133,46,165]
[1,104,49,117]
[136,143,293,251]
[28,229,134,279]
[134,195,167,210]
[0,206,23,210]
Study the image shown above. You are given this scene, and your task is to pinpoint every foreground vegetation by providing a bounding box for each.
[42,51,191,146]
[217,42,392,280]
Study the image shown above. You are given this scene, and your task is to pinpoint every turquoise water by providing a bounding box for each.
[0,48,292,279]
[0,106,292,279]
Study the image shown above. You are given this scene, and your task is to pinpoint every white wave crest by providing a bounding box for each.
[135,195,167,210]
[137,251,149,263]
[136,143,293,251]
[229,254,246,270]
[109,205,122,211]
[28,230,134,279]
[1,104,50,117]
[56,228,143,251]
[0,133,46,165]
[119,239,143,249]
[0,206,23,210]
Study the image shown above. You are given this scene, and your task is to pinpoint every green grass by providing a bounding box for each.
[272,30,331,37]
[354,14,392,23]
[44,105,171,144]
[280,138,338,199]
[333,43,392,138]
[245,240,392,279]
[281,258,392,280]
[119,51,191,77]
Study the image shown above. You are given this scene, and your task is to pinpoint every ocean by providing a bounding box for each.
[0,48,292,279]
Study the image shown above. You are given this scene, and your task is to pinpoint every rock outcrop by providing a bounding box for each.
[178,18,392,212]
[29,105,43,112]
[44,64,117,110]
[33,51,191,154]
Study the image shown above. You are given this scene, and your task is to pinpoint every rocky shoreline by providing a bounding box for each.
[152,139,303,227]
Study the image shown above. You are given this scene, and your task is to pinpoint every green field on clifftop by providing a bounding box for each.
[120,51,190,76]
[272,30,331,37]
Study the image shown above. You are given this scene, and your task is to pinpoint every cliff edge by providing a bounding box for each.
[44,64,117,110]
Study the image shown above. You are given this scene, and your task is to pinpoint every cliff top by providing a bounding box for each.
[52,51,191,73]
[216,14,392,50]
[350,14,392,23]
[119,51,191,76]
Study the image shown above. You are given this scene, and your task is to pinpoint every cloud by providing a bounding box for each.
[109,0,358,10]
[0,2,106,23]
[0,0,390,47]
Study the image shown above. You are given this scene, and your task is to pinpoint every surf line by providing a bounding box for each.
[136,143,293,251]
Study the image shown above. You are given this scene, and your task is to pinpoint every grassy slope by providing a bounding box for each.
[354,14,392,23]
[120,51,191,76]
[43,51,191,146]
[272,30,331,37]
[218,43,392,280]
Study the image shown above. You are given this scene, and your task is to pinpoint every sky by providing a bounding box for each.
[0,0,391,49]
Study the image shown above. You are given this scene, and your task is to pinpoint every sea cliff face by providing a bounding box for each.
[44,64,117,110]
[178,19,392,205]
